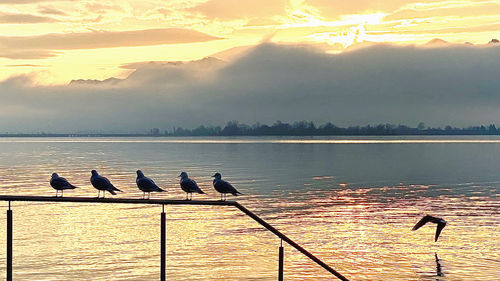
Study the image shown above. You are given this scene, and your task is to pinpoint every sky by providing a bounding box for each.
[1,0,499,84]
[0,0,499,132]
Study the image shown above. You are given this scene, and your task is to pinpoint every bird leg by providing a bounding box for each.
[61,190,64,197]
[97,190,100,198]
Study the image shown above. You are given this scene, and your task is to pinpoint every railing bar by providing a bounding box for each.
[7,207,13,281]
[0,195,349,280]
[233,202,349,281]
[160,208,166,281]
[0,196,235,206]
[278,240,284,281]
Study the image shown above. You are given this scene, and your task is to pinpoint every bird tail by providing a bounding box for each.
[69,184,79,189]
[108,190,117,195]
[158,187,165,192]
[232,192,242,196]
[198,190,205,194]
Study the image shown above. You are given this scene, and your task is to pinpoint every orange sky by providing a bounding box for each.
[1,0,499,84]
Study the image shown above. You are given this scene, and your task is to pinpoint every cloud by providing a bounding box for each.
[304,0,414,17]
[0,12,56,23]
[5,64,47,67]
[385,2,500,21]
[0,48,57,59]
[0,28,222,54]
[37,6,67,16]
[188,0,288,20]
[0,42,500,132]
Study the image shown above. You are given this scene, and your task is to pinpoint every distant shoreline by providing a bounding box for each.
[3,121,500,137]
[2,133,500,137]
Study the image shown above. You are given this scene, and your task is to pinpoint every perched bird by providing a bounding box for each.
[136,170,164,199]
[412,215,447,242]
[50,173,78,197]
[212,172,242,201]
[90,170,121,198]
[179,172,205,200]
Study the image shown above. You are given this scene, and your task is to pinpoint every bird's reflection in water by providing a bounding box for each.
[435,253,444,279]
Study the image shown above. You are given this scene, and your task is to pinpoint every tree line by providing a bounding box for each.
[166,121,500,136]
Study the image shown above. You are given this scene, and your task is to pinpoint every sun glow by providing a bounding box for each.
[0,0,498,84]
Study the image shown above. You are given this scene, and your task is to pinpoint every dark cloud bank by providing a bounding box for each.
[1,42,500,133]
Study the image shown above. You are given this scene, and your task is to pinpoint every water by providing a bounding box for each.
[0,136,498,280]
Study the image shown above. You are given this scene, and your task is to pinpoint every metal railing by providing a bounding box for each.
[0,195,349,281]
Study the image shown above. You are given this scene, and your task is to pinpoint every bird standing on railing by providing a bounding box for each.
[136,170,164,199]
[90,170,122,198]
[412,215,447,242]
[50,173,78,197]
[179,172,205,200]
[212,172,242,201]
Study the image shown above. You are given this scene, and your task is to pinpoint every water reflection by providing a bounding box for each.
[435,253,444,278]
[0,137,498,280]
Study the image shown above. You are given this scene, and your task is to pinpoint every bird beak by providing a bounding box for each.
[211,174,216,177]
[177,174,181,177]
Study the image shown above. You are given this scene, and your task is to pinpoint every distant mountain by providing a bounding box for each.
[211,45,255,61]
[69,77,122,86]
[69,57,225,86]
[121,56,225,70]
[424,38,449,46]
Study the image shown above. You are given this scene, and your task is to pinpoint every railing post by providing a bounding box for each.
[7,201,13,281]
[160,205,166,281]
[278,239,284,281]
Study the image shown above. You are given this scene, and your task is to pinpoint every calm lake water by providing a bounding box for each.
[0,136,498,280]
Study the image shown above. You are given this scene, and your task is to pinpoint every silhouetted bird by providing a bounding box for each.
[136,170,164,199]
[90,170,121,198]
[412,215,447,242]
[50,173,78,197]
[179,172,205,200]
[212,172,242,201]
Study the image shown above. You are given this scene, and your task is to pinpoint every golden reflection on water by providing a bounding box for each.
[0,139,498,280]
[0,185,497,280]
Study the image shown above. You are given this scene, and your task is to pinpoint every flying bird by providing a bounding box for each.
[179,172,205,200]
[136,170,164,199]
[90,170,122,198]
[412,215,447,242]
[212,172,242,201]
[50,173,78,197]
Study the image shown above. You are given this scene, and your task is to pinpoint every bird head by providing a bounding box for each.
[51,173,59,178]
[91,170,98,176]
[212,172,222,179]
[136,170,144,177]
[178,172,188,178]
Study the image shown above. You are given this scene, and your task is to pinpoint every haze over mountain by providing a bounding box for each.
[0,41,499,133]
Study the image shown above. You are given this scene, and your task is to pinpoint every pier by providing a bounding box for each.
[0,195,349,281]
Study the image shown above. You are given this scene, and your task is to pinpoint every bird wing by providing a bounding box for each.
[181,178,201,193]
[223,180,239,194]
[191,179,204,194]
[412,215,433,231]
[138,177,163,192]
[435,221,446,242]
[51,177,76,189]
[92,175,120,191]
[51,177,67,188]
